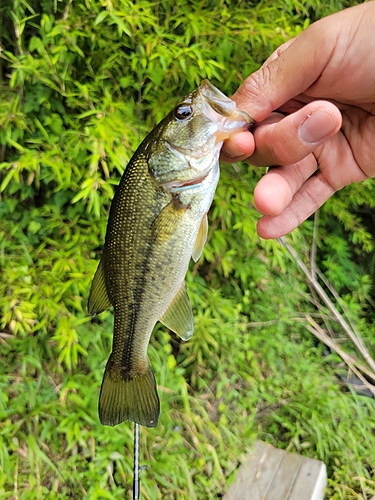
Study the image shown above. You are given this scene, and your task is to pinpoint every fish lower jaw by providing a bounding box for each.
[162,168,211,193]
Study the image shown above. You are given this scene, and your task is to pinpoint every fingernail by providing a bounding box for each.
[221,142,242,158]
[299,109,337,144]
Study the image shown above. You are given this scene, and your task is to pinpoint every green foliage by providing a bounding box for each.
[1,0,374,498]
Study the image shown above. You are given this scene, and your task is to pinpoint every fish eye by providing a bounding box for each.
[174,104,193,121]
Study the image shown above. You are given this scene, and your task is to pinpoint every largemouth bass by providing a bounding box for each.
[88,80,252,427]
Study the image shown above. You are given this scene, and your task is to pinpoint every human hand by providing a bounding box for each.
[222,2,375,239]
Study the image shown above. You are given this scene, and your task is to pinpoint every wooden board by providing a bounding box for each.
[223,440,327,500]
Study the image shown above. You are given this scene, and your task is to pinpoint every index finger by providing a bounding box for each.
[232,21,337,121]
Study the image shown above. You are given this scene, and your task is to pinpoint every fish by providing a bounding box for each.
[88,80,252,427]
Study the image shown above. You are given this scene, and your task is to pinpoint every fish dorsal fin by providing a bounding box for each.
[192,213,208,262]
[88,258,111,316]
[160,283,194,341]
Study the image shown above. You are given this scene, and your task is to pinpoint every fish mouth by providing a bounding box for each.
[199,80,240,117]
[199,79,254,124]
[161,167,211,192]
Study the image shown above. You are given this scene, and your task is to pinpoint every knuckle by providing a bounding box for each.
[234,70,274,119]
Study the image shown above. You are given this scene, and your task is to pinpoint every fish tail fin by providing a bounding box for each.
[99,356,160,428]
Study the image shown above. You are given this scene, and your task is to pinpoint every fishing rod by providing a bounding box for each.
[133,423,140,499]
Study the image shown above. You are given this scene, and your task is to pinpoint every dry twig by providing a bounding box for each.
[279,235,375,383]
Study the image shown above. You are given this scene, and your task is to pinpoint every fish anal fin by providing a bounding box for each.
[88,258,111,316]
[160,283,194,341]
[192,213,208,262]
[99,355,160,428]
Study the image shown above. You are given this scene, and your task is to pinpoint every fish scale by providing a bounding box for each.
[88,80,253,427]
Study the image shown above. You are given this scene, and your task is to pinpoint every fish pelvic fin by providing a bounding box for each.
[160,281,194,341]
[88,258,111,316]
[99,355,160,428]
[192,213,208,262]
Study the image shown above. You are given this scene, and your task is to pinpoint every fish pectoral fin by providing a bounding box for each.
[160,283,194,341]
[88,258,111,316]
[99,355,160,428]
[191,213,208,262]
[152,199,187,242]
